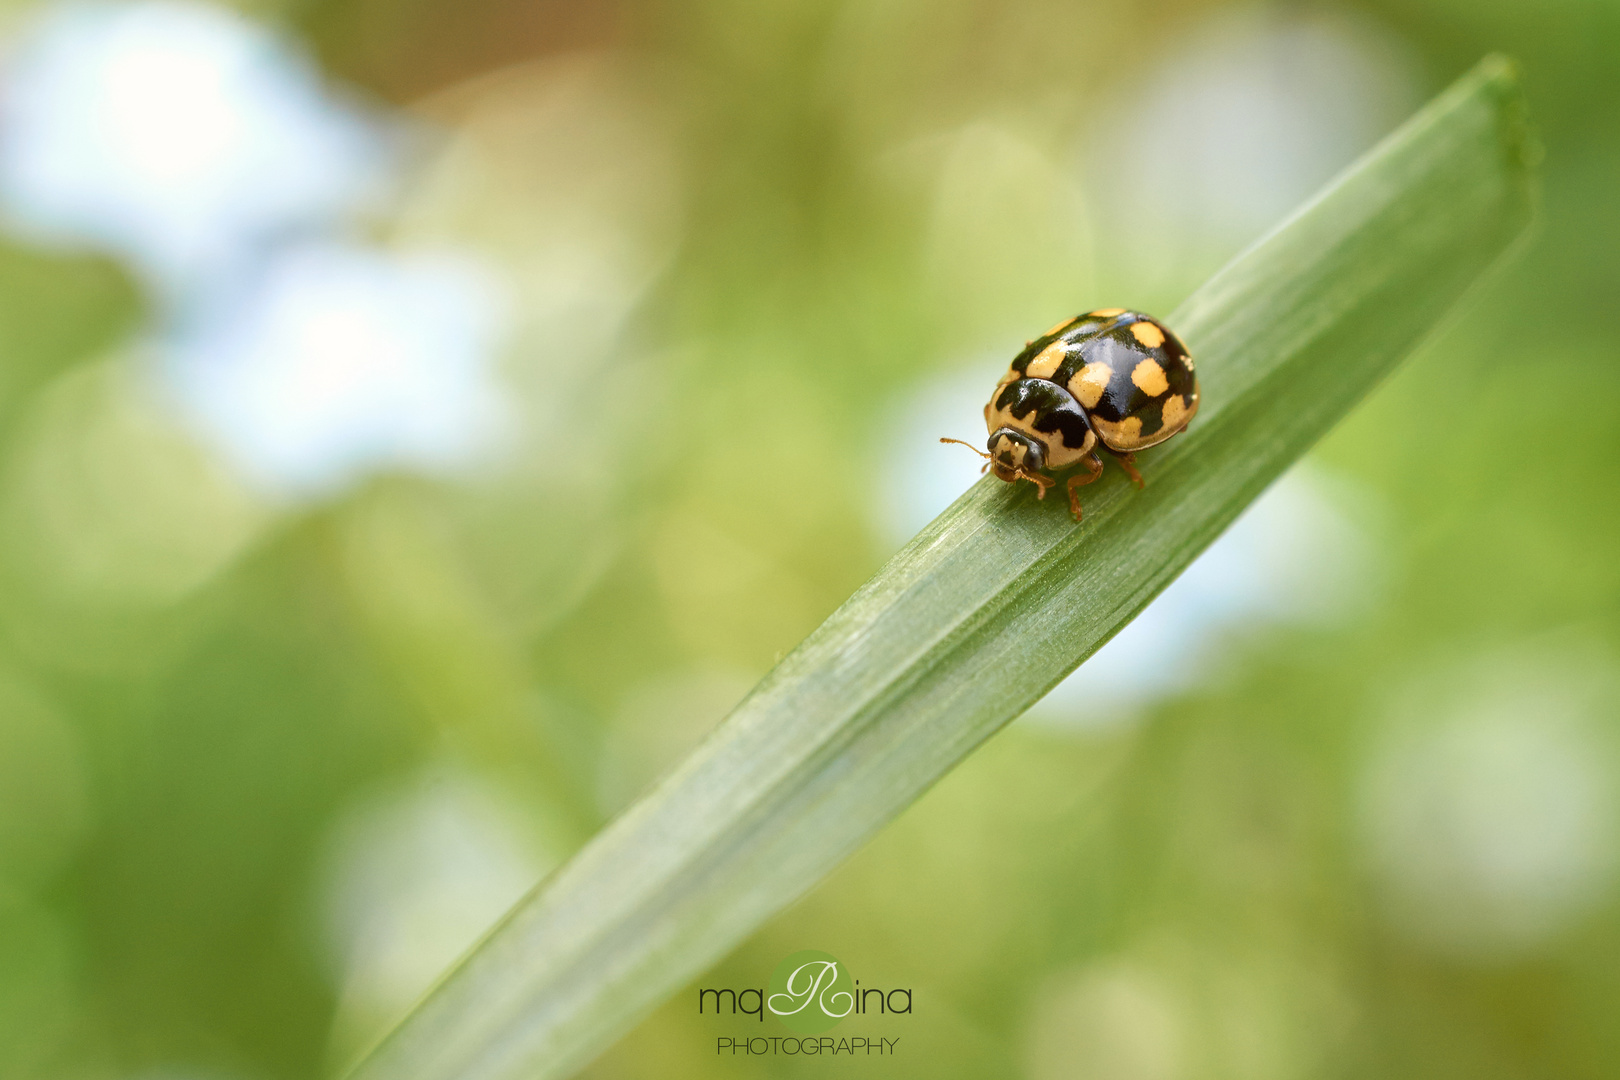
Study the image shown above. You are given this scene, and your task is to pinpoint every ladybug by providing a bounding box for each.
[943,308,1198,522]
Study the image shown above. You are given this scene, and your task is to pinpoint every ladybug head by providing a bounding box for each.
[939,430,1053,499]
[986,428,1044,483]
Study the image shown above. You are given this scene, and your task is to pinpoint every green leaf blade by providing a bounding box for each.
[347,54,1536,1080]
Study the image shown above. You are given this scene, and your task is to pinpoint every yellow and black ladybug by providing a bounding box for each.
[944,308,1198,522]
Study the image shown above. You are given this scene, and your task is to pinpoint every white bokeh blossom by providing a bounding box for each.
[0,0,390,291]
[167,242,510,496]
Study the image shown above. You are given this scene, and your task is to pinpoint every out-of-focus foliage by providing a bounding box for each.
[0,1,1611,1080]
[348,59,1538,1080]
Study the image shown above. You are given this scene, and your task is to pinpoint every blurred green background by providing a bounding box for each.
[0,0,1615,1078]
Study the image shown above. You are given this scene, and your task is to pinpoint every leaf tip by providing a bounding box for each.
[1474,53,1542,179]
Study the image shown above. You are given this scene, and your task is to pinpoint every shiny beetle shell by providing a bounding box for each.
[986,308,1199,471]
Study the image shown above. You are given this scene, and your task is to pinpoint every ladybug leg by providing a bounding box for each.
[1111,451,1145,489]
[1017,469,1055,500]
[1065,454,1104,522]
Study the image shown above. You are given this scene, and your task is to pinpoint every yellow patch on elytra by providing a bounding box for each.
[1090,415,1144,448]
[1067,363,1112,409]
[1025,341,1067,379]
[1088,307,1126,318]
[1041,316,1076,337]
[1130,321,1165,348]
[1131,358,1169,397]
[1160,393,1190,432]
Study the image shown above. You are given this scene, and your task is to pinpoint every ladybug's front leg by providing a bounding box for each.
[1065,454,1104,522]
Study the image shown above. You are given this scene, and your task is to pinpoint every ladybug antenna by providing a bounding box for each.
[939,437,990,460]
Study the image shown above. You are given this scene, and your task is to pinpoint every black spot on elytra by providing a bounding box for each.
[1137,397,1167,438]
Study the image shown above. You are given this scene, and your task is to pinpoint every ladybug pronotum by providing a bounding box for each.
[944,308,1199,522]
